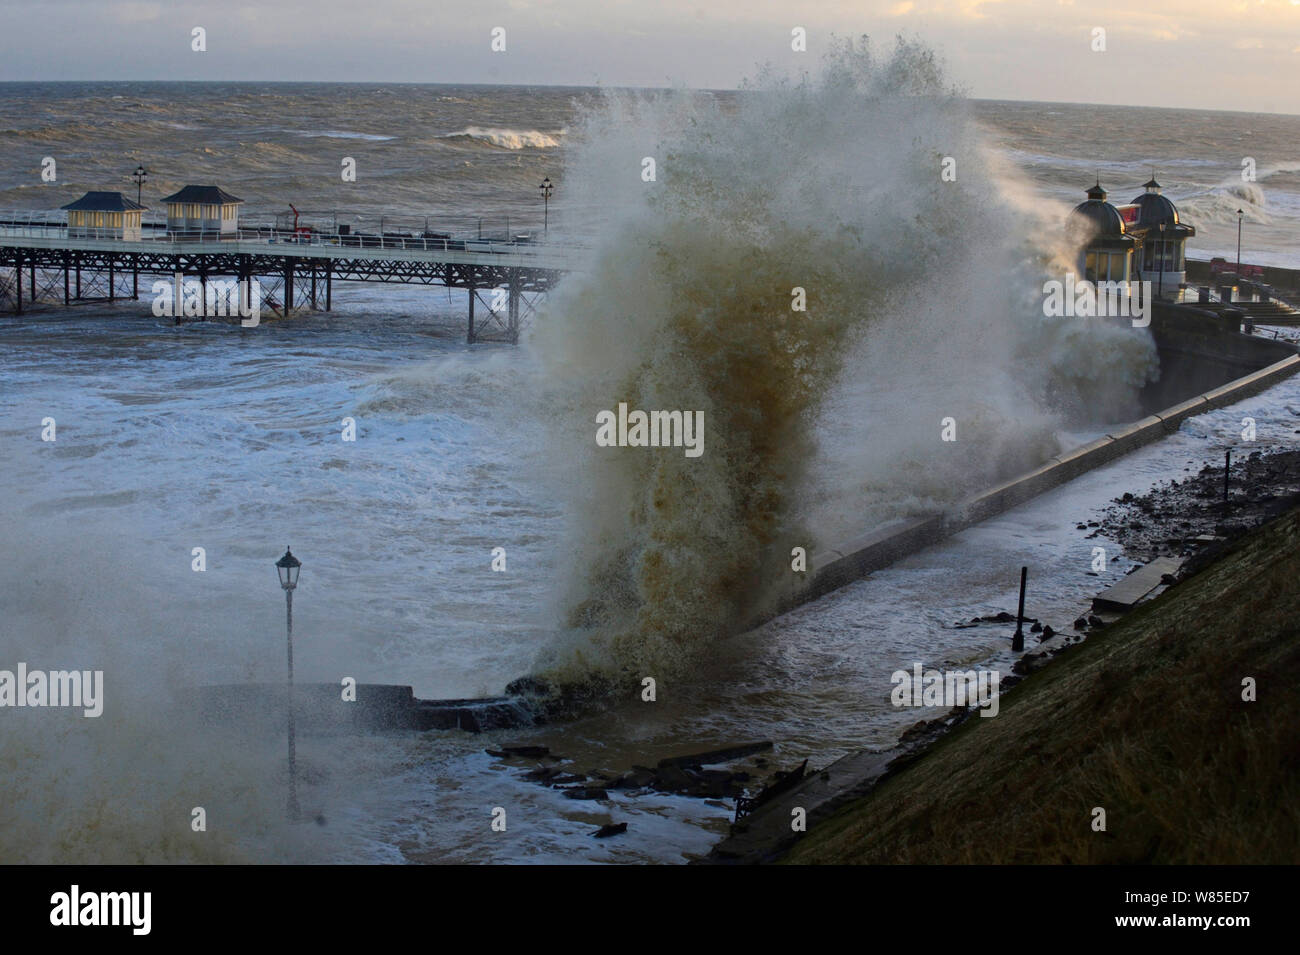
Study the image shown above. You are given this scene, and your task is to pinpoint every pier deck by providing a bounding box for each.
[0,215,580,342]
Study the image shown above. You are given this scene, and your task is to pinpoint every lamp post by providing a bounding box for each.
[275,547,302,820]
[539,177,553,238]
[1236,208,1244,289]
[131,165,147,206]
[1157,222,1166,300]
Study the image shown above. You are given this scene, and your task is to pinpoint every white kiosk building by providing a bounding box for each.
[160,185,244,239]
[1067,182,1136,284]
[61,191,146,241]
[1120,177,1196,300]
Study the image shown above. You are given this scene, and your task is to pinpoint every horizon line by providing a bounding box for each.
[0,79,1296,119]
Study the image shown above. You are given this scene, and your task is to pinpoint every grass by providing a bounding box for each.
[782,504,1300,864]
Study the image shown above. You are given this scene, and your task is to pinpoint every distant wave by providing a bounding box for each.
[1178,171,1300,225]
[439,126,562,149]
[294,129,396,141]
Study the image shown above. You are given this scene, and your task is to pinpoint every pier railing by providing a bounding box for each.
[0,210,566,254]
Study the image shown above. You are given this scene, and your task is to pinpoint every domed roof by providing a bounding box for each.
[1128,177,1179,227]
[1069,181,1127,239]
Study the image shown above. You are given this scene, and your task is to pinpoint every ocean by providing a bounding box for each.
[1,55,1297,863]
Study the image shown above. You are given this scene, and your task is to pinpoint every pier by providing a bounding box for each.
[0,210,577,343]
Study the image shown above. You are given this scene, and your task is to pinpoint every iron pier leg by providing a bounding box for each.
[325,259,332,312]
[14,251,22,314]
[310,266,317,310]
[467,286,476,344]
[75,253,81,299]
[63,252,70,305]
[132,256,139,300]
[285,258,294,314]
[508,278,520,345]
[29,262,36,303]
[109,259,115,301]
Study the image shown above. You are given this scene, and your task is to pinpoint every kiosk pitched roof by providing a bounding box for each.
[159,185,243,205]
[61,191,147,212]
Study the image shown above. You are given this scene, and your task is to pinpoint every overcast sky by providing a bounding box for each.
[1,0,1298,113]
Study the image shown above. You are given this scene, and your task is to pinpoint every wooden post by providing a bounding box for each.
[1012,566,1027,652]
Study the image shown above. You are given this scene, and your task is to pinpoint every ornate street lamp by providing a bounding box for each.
[131,165,147,206]
[275,546,302,820]
[539,177,553,237]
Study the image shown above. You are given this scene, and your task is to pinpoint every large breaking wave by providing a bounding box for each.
[525,37,1158,688]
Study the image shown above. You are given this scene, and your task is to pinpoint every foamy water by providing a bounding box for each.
[1,56,1297,863]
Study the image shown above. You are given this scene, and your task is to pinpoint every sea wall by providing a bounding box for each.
[1142,301,1296,408]
[796,311,1299,610]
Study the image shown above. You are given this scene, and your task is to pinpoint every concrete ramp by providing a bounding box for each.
[1092,557,1183,613]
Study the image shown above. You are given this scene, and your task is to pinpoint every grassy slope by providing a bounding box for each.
[783,506,1300,864]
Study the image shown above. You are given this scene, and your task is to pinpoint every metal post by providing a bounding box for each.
[132,256,139,300]
[325,259,332,312]
[75,253,81,299]
[285,258,294,313]
[14,251,22,314]
[285,587,299,820]
[63,252,69,305]
[310,265,317,310]
[1012,566,1027,652]
[109,259,115,301]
